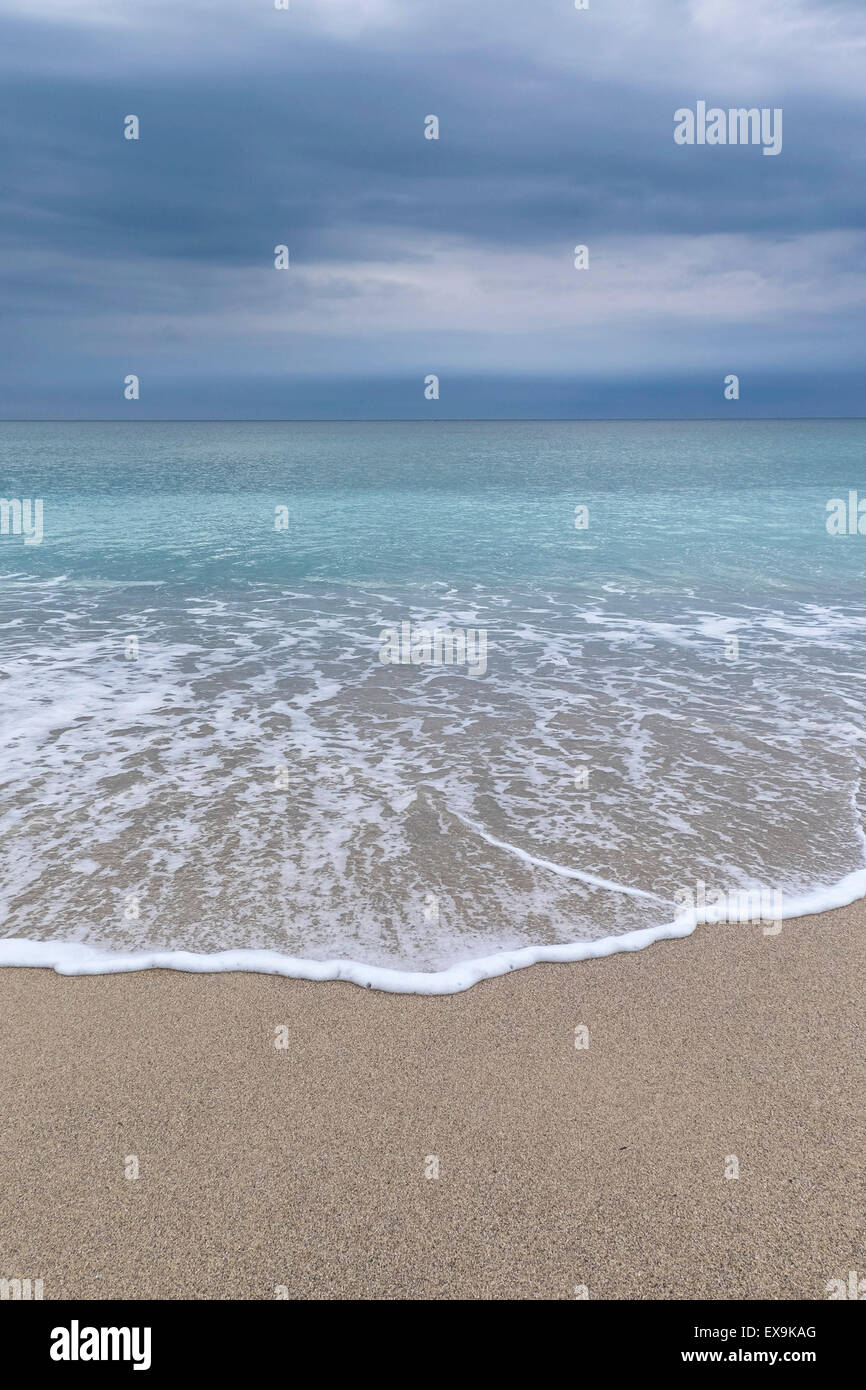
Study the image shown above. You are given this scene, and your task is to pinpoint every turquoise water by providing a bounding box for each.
[2,420,866,982]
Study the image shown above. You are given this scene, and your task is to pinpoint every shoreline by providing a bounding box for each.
[1,900,863,1300]
[2,864,866,994]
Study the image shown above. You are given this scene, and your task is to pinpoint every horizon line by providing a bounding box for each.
[1,417,865,425]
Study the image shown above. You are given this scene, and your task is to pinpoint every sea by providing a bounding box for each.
[1,419,865,991]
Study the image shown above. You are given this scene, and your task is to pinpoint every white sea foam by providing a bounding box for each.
[2,575,866,987]
[2,865,865,994]
[451,811,666,899]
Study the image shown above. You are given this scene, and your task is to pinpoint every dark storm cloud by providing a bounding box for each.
[0,0,864,415]
[2,24,864,261]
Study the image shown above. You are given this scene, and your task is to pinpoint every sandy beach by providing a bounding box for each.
[0,904,863,1301]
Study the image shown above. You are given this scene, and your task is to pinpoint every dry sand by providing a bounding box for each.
[1,905,863,1300]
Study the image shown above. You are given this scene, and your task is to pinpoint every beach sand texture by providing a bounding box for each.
[0,904,863,1300]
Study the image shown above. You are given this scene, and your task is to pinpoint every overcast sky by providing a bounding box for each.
[1,0,864,417]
